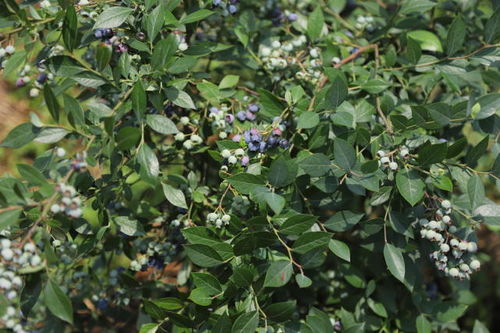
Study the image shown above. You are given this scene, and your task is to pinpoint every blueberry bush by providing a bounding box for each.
[0,0,499,332]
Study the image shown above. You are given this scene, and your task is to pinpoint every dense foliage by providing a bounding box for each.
[0,0,499,332]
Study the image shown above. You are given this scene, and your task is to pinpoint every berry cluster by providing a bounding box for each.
[230,196,251,215]
[212,0,239,15]
[52,239,78,265]
[376,146,411,171]
[206,211,231,228]
[70,151,88,172]
[220,148,249,171]
[418,200,480,280]
[354,15,376,32]
[1,239,42,330]
[239,127,289,153]
[236,103,260,122]
[129,240,177,272]
[94,28,128,53]
[50,183,83,218]
[259,36,324,84]
[207,105,234,139]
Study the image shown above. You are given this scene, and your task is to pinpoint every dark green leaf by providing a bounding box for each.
[264,261,293,287]
[184,244,224,267]
[44,279,73,324]
[383,243,405,283]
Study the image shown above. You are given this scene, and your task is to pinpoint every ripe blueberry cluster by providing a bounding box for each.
[418,200,480,280]
[212,0,239,15]
[129,240,177,271]
[238,127,289,153]
[94,28,128,53]
[376,146,411,171]
[236,103,260,122]
[206,211,231,228]
[50,183,83,218]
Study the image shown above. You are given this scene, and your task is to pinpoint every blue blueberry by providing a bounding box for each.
[228,5,237,14]
[36,73,48,84]
[247,104,260,113]
[237,111,246,121]
[288,13,298,21]
[279,139,289,149]
[97,298,108,311]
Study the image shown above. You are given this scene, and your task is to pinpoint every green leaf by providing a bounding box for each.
[116,127,141,150]
[367,298,388,318]
[43,85,60,122]
[417,142,447,165]
[146,114,178,134]
[297,112,320,129]
[361,79,391,94]
[293,232,331,254]
[96,44,112,71]
[434,302,467,322]
[197,81,220,104]
[307,6,324,40]
[416,314,432,333]
[466,136,489,167]
[3,51,26,77]
[219,75,239,89]
[383,243,405,283]
[33,128,69,144]
[189,288,212,306]
[295,273,312,288]
[146,5,164,41]
[396,169,425,206]
[137,144,160,179]
[264,261,293,287]
[268,157,297,188]
[0,208,22,231]
[152,297,183,310]
[17,164,48,186]
[114,216,145,236]
[264,192,285,215]
[166,87,196,109]
[258,89,285,118]
[162,183,188,209]
[473,320,490,333]
[407,37,422,64]
[400,0,436,14]
[334,138,356,171]
[325,76,348,108]
[184,244,224,267]
[446,15,466,56]
[44,279,73,324]
[192,272,222,296]
[93,7,134,29]
[180,9,214,24]
[264,301,296,323]
[473,93,500,120]
[62,5,78,52]
[132,80,147,119]
[467,175,485,210]
[328,239,350,262]
[182,227,220,246]
[407,30,443,52]
[484,7,500,43]
[280,214,317,235]
[140,323,159,333]
[299,154,331,177]
[324,211,364,232]
[231,311,259,333]
[151,35,177,69]
[0,123,40,148]
[228,173,265,194]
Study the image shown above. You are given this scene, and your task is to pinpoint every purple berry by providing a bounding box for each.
[247,104,260,113]
[237,111,246,121]
[228,5,237,14]
[210,106,220,114]
[225,114,235,124]
[36,73,48,84]
[241,155,249,166]
[16,78,25,87]
[245,111,256,121]
[116,43,128,53]
[288,13,298,21]
[213,0,221,6]
[279,139,289,149]
[232,134,241,142]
